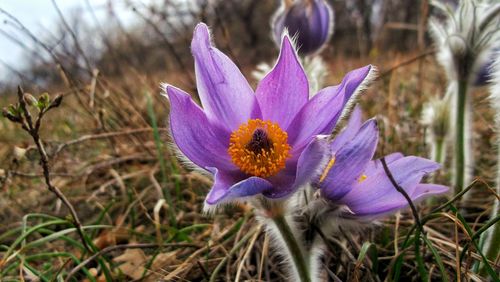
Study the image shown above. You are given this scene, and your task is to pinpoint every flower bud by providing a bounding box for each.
[271,0,334,56]
[38,93,50,109]
[23,93,37,106]
[421,95,450,142]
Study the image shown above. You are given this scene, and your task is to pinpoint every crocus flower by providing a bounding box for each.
[314,107,448,220]
[271,0,334,56]
[163,23,374,207]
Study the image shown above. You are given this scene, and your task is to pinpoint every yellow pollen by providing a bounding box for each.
[228,119,291,178]
[319,156,336,183]
[358,174,368,183]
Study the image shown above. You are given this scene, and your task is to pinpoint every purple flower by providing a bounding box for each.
[163,23,373,206]
[474,47,500,86]
[271,0,334,56]
[315,107,449,219]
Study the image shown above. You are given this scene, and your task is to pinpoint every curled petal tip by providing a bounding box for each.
[192,22,211,50]
[194,22,210,36]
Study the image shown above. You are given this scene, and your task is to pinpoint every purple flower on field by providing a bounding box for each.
[315,107,449,219]
[163,23,373,206]
[271,0,334,56]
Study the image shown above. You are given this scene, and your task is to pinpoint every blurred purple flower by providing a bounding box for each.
[164,23,373,206]
[315,107,449,219]
[271,0,334,56]
[474,48,500,86]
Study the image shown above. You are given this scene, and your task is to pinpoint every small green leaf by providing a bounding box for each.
[37,93,50,110]
[357,242,379,274]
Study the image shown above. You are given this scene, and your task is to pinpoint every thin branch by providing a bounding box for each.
[378,49,436,79]
[15,86,93,253]
[51,0,93,74]
[53,127,168,156]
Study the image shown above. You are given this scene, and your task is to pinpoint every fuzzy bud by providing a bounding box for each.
[447,35,467,57]
[421,95,450,142]
[23,93,37,106]
[38,93,50,110]
[271,0,334,56]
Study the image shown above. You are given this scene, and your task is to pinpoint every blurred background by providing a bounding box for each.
[0,0,428,92]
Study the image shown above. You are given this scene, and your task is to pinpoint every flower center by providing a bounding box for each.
[228,119,291,178]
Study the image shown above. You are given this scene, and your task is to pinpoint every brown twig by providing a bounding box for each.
[129,4,195,87]
[52,127,168,157]
[378,49,436,79]
[12,86,93,253]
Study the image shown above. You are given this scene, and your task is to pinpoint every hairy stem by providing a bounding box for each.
[454,79,468,194]
[272,214,311,282]
[478,117,500,274]
[478,200,500,275]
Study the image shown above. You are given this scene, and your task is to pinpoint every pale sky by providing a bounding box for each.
[0,0,152,83]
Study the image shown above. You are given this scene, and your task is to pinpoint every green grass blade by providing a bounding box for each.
[146,93,176,226]
[357,242,379,274]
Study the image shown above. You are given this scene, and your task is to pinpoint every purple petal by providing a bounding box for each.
[287,65,373,151]
[165,85,235,171]
[411,184,449,198]
[264,136,329,198]
[191,23,260,131]
[329,105,363,154]
[205,168,273,205]
[320,120,379,201]
[351,184,448,219]
[364,152,404,177]
[255,36,308,129]
[340,156,441,215]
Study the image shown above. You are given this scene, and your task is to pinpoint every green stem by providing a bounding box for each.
[272,214,311,282]
[146,94,176,227]
[435,138,444,165]
[454,79,468,194]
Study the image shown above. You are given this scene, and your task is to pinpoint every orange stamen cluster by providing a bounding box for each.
[228,119,291,178]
